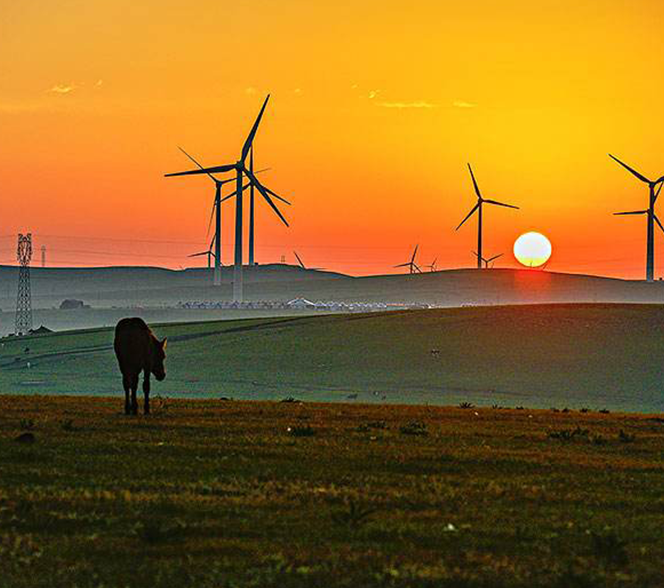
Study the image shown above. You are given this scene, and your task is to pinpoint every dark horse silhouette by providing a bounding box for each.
[114,318,167,415]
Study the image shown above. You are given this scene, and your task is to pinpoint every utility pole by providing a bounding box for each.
[41,245,46,268]
[15,233,33,336]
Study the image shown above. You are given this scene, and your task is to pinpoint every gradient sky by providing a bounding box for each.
[1,0,663,277]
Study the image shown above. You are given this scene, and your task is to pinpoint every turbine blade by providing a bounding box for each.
[411,244,419,263]
[177,146,219,184]
[262,185,291,206]
[484,199,519,210]
[655,180,664,202]
[467,164,482,198]
[487,253,503,262]
[614,210,648,215]
[220,181,252,203]
[165,163,236,177]
[206,199,217,237]
[188,251,209,258]
[655,215,664,234]
[394,263,410,268]
[456,203,480,230]
[244,167,289,226]
[608,154,650,184]
[293,251,305,268]
[241,95,270,163]
[241,164,291,205]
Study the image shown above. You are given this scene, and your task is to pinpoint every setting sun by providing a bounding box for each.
[513,232,552,268]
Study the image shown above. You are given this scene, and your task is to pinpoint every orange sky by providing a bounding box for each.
[1,0,663,278]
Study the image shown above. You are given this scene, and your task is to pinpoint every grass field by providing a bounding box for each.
[1,396,663,587]
[1,304,663,412]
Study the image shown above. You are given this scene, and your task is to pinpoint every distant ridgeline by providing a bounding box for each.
[0,265,662,310]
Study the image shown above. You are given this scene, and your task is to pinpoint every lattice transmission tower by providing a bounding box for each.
[15,233,33,336]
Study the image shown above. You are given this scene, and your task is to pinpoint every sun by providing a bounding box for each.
[513,232,552,268]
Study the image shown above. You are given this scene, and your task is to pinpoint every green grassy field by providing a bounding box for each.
[1,396,663,587]
[1,304,663,412]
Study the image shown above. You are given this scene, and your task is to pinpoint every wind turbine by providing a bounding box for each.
[609,154,664,282]
[176,147,235,285]
[472,251,503,268]
[424,258,438,272]
[219,146,282,267]
[189,234,217,269]
[395,245,421,274]
[293,251,325,271]
[166,95,290,302]
[456,164,519,269]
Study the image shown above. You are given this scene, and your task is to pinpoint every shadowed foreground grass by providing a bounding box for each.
[1,396,664,587]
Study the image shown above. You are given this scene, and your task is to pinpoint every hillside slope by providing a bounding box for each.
[1,304,663,412]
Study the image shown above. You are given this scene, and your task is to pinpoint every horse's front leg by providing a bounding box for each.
[143,369,151,415]
[130,373,139,415]
[123,374,131,415]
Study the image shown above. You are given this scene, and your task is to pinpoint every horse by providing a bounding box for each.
[113,318,167,415]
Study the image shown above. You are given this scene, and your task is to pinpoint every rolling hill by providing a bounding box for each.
[2,303,663,412]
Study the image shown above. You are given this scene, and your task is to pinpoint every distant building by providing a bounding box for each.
[286,297,317,309]
[59,299,90,310]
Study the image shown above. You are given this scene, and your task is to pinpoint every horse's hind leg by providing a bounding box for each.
[143,369,151,415]
[131,374,139,415]
[123,374,131,415]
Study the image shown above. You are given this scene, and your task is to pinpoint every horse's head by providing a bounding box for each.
[152,337,167,381]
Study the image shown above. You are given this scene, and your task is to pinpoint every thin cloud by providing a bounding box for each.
[453,100,476,109]
[378,101,437,109]
[245,86,258,95]
[47,84,75,95]
[368,89,380,99]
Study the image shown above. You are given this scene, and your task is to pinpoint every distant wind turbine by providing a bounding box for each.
[456,164,519,269]
[395,245,421,274]
[166,95,291,302]
[189,234,217,269]
[472,251,503,269]
[424,258,438,272]
[293,251,325,271]
[176,147,234,285]
[609,154,664,282]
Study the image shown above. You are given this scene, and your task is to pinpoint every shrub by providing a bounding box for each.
[590,531,629,566]
[19,419,35,431]
[399,422,428,436]
[458,402,474,409]
[60,419,79,432]
[331,498,379,530]
[591,434,607,446]
[356,421,387,433]
[548,426,589,441]
[287,425,315,437]
[618,429,636,443]
[134,519,187,544]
